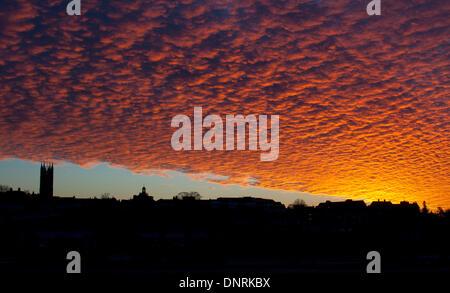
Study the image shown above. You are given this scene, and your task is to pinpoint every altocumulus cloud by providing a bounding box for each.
[0,0,449,208]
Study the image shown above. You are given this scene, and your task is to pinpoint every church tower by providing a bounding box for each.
[39,162,53,198]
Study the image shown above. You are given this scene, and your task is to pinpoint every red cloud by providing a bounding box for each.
[0,0,449,209]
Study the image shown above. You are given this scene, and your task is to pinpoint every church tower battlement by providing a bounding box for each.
[39,162,53,198]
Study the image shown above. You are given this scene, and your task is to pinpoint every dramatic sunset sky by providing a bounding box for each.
[0,0,448,208]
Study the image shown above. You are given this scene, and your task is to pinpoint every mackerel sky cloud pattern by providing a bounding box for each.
[0,0,449,208]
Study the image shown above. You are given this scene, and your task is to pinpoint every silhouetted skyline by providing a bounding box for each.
[0,184,448,274]
[0,159,348,207]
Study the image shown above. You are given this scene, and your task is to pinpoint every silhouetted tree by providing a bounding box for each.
[173,191,201,200]
[422,201,429,214]
[436,207,448,218]
[0,185,11,192]
[289,199,308,209]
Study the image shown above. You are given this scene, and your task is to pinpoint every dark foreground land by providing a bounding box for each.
[0,188,448,278]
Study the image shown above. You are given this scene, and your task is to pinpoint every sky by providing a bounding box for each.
[0,158,347,206]
[0,0,449,209]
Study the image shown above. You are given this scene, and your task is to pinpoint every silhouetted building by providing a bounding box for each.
[0,190,448,273]
[317,199,366,209]
[133,186,153,201]
[369,199,420,212]
[39,162,53,198]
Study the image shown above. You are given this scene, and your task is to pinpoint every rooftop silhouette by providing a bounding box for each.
[0,184,448,274]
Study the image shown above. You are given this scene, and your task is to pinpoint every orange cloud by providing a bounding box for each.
[0,0,448,208]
